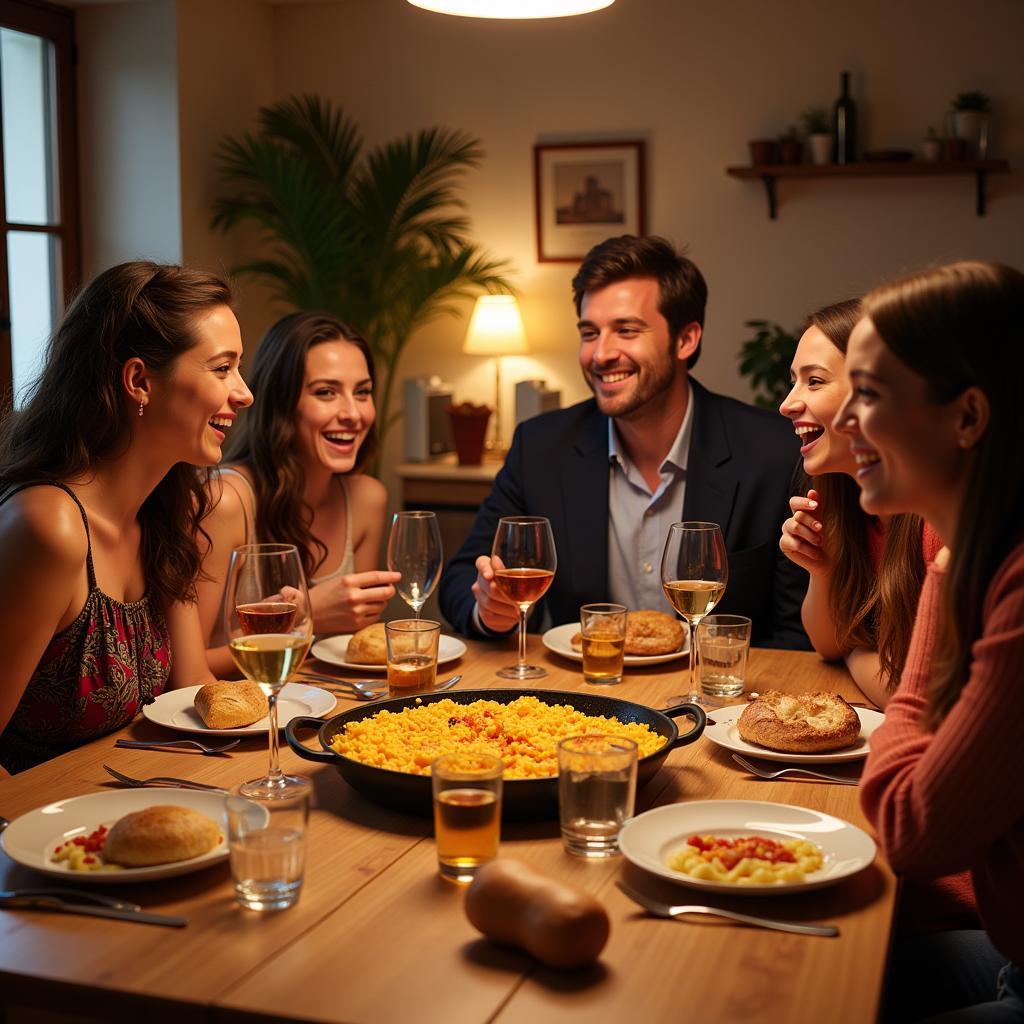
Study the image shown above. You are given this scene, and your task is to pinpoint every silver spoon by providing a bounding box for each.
[114,738,241,755]
[616,882,839,937]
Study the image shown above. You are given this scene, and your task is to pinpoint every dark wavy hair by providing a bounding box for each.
[797,299,926,688]
[861,260,1024,726]
[223,311,377,579]
[571,235,708,368]
[0,261,232,608]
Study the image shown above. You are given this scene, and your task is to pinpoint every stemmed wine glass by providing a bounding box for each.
[386,511,443,619]
[224,543,313,799]
[660,522,729,707]
[491,516,557,681]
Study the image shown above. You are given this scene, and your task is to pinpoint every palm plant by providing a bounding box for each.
[211,95,514,448]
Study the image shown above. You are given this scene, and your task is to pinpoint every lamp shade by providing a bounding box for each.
[463,295,529,356]
[408,0,614,18]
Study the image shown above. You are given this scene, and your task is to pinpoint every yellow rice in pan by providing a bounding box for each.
[329,695,666,778]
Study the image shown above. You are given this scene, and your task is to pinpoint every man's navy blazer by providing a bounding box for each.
[439,379,811,649]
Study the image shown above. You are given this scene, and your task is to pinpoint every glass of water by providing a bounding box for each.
[697,615,752,698]
[557,735,637,858]
[227,778,311,911]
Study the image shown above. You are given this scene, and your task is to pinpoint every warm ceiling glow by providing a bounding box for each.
[408,0,614,19]
[463,295,529,355]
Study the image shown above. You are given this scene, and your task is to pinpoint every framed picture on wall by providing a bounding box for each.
[533,141,646,263]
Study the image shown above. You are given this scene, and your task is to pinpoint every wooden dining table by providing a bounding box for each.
[0,638,895,1024]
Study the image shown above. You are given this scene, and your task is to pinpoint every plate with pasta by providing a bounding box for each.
[618,800,876,895]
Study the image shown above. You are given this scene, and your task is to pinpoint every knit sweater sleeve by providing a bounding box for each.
[858,542,1024,878]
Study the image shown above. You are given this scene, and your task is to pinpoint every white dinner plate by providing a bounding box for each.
[541,621,689,667]
[311,633,467,672]
[703,704,884,764]
[618,799,876,895]
[142,682,335,736]
[1,789,229,884]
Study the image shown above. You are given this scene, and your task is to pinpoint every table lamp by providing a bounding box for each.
[462,295,529,451]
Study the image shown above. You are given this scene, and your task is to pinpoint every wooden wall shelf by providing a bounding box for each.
[726,159,1010,219]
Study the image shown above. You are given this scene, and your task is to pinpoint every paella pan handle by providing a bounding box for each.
[662,703,707,750]
[283,715,337,764]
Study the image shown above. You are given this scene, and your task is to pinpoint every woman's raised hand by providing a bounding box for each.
[779,489,831,577]
[310,569,401,635]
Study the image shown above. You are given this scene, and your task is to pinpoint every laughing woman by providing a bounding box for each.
[197,312,399,677]
[838,261,1024,1022]
[0,262,252,775]
[778,300,941,709]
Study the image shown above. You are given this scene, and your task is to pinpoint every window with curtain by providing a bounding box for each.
[0,0,79,409]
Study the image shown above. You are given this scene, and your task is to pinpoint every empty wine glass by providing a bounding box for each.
[387,511,443,618]
[224,543,313,799]
[491,516,556,681]
[660,522,729,707]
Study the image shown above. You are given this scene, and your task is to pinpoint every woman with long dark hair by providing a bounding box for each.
[198,312,397,676]
[778,300,940,709]
[0,261,252,775]
[838,261,1024,1021]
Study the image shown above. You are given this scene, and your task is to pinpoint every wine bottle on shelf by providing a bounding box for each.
[833,70,857,164]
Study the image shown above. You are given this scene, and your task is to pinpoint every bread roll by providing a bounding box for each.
[102,805,221,867]
[624,610,685,655]
[195,680,268,729]
[346,622,387,665]
[737,691,860,753]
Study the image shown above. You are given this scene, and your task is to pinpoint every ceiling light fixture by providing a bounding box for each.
[408,0,614,19]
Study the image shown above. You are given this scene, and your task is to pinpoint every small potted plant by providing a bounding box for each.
[921,126,942,162]
[801,107,833,165]
[778,126,802,165]
[949,91,991,158]
[738,320,799,409]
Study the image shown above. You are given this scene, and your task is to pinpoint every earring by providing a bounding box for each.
[138,401,145,417]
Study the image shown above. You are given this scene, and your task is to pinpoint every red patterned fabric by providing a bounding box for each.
[0,484,171,773]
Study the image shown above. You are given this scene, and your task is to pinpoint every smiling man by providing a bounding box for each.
[440,235,809,649]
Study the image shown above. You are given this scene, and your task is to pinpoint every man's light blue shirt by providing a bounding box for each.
[607,383,693,615]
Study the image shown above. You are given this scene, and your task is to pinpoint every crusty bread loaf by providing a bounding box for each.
[195,680,268,729]
[570,610,684,656]
[737,691,860,753]
[346,622,387,665]
[102,805,221,867]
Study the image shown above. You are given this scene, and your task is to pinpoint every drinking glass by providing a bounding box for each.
[223,543,313,800]
[579,602,628,685]
[490,516,557,680]
[386,510,443,618]
[385,618,441,697]
[660,522,729,707]
[431,752,503,884]
[698,614,751,698]
[227,779,310,911]
[557,735,637,858]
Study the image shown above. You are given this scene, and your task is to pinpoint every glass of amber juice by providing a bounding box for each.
[431,752,503,883]
[580,603,628,685]
[385,619,441,697]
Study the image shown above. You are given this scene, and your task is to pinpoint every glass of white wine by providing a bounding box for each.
[660,522,729,707]
[224,543,313,800]
[491,516,557,681]
[386,510,443,618]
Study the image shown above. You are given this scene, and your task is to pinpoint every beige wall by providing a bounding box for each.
[76,0,182,276]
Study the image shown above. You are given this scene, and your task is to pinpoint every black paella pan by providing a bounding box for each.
[284,688,706,820]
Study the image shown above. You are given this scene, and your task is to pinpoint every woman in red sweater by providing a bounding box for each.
[836,260,1024,1022]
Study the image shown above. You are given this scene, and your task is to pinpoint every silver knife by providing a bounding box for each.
[0,887,141,912]
[0,894,187,927]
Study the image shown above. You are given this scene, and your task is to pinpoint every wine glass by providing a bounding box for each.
[660,522,729,707]
[491,516,557,681]
[224,543,313,799]
[386,510,443,619]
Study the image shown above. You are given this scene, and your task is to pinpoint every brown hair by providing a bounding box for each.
[861,260,1024,726]
[571,235,708,368]
[802,298,926,686]
[0,261,232,608]
[223,311,377,580]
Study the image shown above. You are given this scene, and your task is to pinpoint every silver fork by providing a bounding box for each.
[102,764,229,794]
[616,882,839,937]
[115,738,241,755]
[731,753,861,786]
